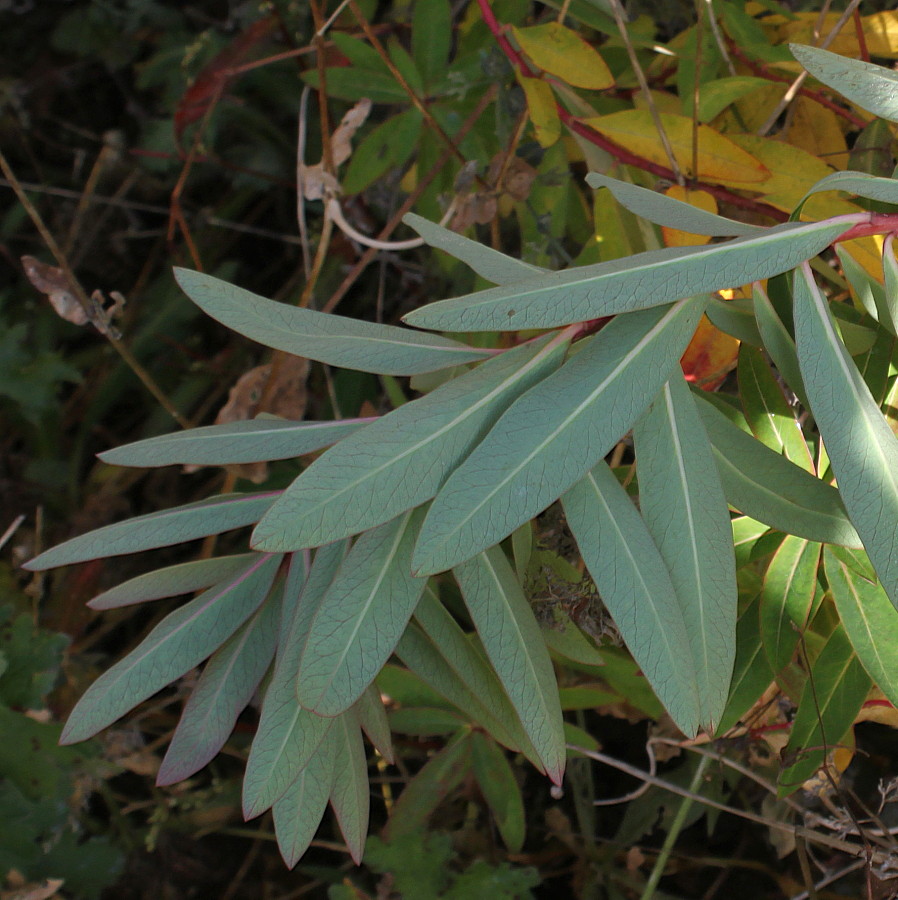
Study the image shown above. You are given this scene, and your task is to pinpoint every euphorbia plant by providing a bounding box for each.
[25,44,898,863]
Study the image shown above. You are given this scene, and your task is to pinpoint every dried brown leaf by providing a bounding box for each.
[21,256,88,326]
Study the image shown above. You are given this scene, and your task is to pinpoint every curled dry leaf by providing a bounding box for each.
[21,255,89,326]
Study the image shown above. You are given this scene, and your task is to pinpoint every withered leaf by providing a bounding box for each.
[22,255,89,326]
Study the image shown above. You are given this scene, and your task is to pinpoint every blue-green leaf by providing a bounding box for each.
[634,373,736,731]
[586,172,763,236]
[402,220,849,332]
[790,44,898,125]
[752,282,809,411]
[297,509,428,715]
[403,213,547,284]
[794,170,898,216]
[174,269,491,375]
[60,553,281,744]
[794,265,898,609]
[562,462,701,738]
[253,334,569,551]
[694,395,861,548]
[25,493,278,571]
[328,711,370,864]
[879,235,898,335]
[453,547,566,784]
[89,553,256,610]
[825,547,898,708]
[412,298,705,574]
[157,586,282,785]
[272,727,336,868]
[99,418,373,468]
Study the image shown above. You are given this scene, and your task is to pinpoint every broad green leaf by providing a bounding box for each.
[412,299,704,574]
[790,44,898,124]
[794,170,898,216]
[470,732,526,852]
[25,492,278,570]
[355,684,394,764]
[328,711,370,864]
[733,516,772,569]
[453,547,566,784]
[156,586,281,785]
[634,373,736,731]
[512,21,613,89]
[242,546,345,818]
[558,685,619,709]
[825,547,898,707]
[697,76,771,123]
[88,553,256,610]
[272,727,336,868]
[387,707,466,736]
[403,213,547,284]
[412,0,451,86]
[880,234,898,335]
[738,345,814,471]
[174,269,490,375]
[301,67,408,103]
[99,418,372,468]
[779,625,870,793]
[297,509,428,716]
[402,220,849,333]
[706,297,763,346]
[60,553,281,744]
[562,462,701,738]
[717,590,775,735]
[252,333,569,551]
[586,172,762,236]
[759,536,821,675]
[694,396,861,548]
[517,72,561,148]
[541,606,604,667]
[793,265,898,609]
[343,108,422,195]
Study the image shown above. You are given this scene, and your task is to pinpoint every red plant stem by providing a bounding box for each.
[854,9,870,62]
[837,214,898,241]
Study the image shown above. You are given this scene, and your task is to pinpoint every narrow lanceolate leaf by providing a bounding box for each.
[174,268,491,375]
[752,282,809,412]
[794,265,898,609]
[355,684,394,764]
[562,462,701,738]
[695,396,861,548]
[25,493,278,571]
[470,732,526,853]
[297,509,428,716]
[790,44,898,125]
[60,553,281,744]
[794,170,898,217]
[253,334,569,551]
[401,220,849,333]
[453,547,566,784]
[272,727,336,868]
[633,373,736,732]
[403,213,547,284]
[880,234,898,336]
[586,172,762,237]
[100,418,373,468]
[242,545,345,818]
[157,586,282,785]
[780,625,870,794]
[412,299,705,575]
[825,547,898,707]
[328,711,370,865]
[89,553,256,610]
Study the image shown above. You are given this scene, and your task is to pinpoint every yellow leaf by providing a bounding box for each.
[511,22,614,90]
[632,89,682,116]
[661,186,716,247]
[681,315,740,390]
[582,111,769,184]
[773,11,898,59]
[516,73,561,148]
[726,134,833,196]
[841,237,885,284]
[788,98,849,170]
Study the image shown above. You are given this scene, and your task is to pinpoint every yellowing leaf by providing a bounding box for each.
[841,237,886,284]
[661,186,716,247]
[632,89,682,116]
[582,111,769,184]
[788,98,849,170]
[773,11,898,60]
[681,314,740,390]
[512,22,614,90]
[517,72,561,148]
[727,134,834,197]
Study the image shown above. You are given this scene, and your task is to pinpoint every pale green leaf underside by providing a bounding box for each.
[825,548,898,707]
[634,374,736,731]
[453,547,566,784]
[412,298,705,575]
[157,589,281,785]
[402,220,847,332]
[790,43,898,124]
[403,213,547,283]
[562,462,701,738]
[297,509,428,716]
[89,553,256,610]
[694,396,861,548]
[174,268,491,375]
[795,170,898,215]
[252,334,568,551]
[794,266,898,608]
[25,493,278,570]
[60,553,281,744]
[328,712,370,864]
[586,172,763,236]
[100,418,373,467]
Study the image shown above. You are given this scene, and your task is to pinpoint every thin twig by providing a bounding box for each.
[704,0,736,76]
